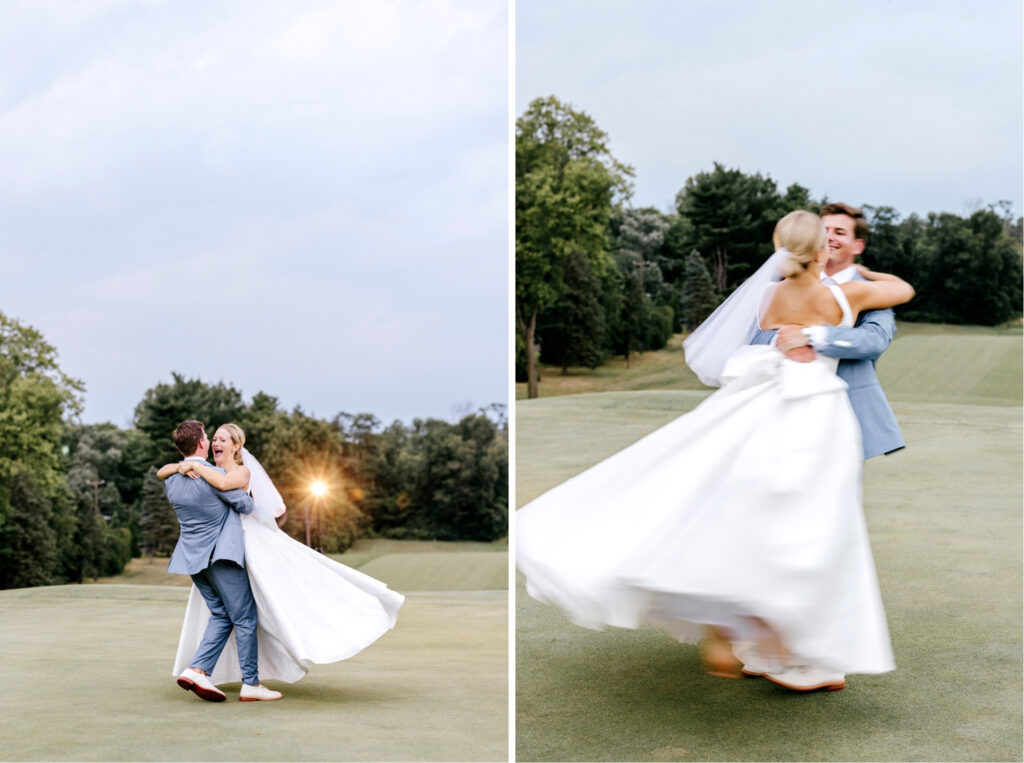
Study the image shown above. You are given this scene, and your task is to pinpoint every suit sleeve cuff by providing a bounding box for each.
[803,325,828,350]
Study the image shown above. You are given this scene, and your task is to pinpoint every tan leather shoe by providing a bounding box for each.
[177,668,226,702]
[239,683,283,701]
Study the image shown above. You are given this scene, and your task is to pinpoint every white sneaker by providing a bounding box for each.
[239,683,283,702]
[764,665,845,692]
[177,668,227,702]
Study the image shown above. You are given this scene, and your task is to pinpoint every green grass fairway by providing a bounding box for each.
[347,552,508,591]
[8,540,508,761]
[876,334,1022,405]
[1,583,506,762]
[516,322,1022,404]
[515,329,1022,761]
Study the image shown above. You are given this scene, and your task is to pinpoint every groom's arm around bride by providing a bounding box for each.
[752,202,906,459]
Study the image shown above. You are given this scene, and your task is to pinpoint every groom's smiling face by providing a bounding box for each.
[822,213,865,273]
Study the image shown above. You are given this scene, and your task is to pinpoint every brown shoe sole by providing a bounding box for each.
[177,676,227,702]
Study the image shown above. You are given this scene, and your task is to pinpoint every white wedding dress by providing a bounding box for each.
[517,285,894,675]
[172,460,404,685]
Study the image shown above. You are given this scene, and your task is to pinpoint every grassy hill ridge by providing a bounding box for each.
[515,326,1022,761]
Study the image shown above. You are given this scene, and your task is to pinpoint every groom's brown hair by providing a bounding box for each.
[173,420,205,457]
[821,202,869,242]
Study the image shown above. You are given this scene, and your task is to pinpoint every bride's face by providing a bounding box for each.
[211,428,238,467]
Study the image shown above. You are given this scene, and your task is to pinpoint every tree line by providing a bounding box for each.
[516,95,1023,392]
[0,311,508,590]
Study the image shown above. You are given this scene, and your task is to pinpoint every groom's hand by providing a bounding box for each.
[777,325,815,363]
[777,325,810,353]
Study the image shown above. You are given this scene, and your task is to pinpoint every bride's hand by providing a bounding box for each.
[854,264,875,279]
[784,345,816,363]
[179,462,200,479]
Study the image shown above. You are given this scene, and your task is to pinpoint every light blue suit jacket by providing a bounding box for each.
[165,460,255,575]
[751,304,905,460]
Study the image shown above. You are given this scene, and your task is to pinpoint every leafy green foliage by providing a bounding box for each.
[254,408,367,553]
[0,311,507,588]
[133,373,247,467]
[342,409,509,543]
[860,206,1022,325]
[0,473,58,589]
[536,252,610,372]
[516,95,634,397]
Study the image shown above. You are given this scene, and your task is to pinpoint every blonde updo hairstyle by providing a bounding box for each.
[774,210,827,279]
[217,423,246,465]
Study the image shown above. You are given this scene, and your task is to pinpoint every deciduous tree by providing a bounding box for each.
[516,96,633,397]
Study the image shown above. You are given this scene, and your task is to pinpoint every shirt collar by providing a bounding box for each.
[821,265,858,285]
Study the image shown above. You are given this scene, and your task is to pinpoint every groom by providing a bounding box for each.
[165,419,280,702]
[744,202,903,689]
[755,201,904,459]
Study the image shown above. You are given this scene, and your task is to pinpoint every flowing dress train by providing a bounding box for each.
[172,505,403,685]
[516,285,894,675]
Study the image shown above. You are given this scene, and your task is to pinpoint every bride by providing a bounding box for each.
[158,423,404,686]
[516,210,915,692]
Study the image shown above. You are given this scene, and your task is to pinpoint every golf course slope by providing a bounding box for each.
[516,325,1021,762]
[1,540,508,762]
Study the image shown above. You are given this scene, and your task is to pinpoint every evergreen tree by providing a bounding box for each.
[659,214,696,284]
[680,250,719,330]
[778,182,819,215]
[927,209,1024,325]
[609,255,648,367]
[138,468,179,557]
[133,374,248,468]
[675,163,781,293]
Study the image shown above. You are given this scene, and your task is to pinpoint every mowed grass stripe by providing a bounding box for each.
[878,334,1022,405]
[337,551,508,591]
[517,323,1022,405]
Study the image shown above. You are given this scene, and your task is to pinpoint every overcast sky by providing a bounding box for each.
[517,0,1022,219]
[1,0,508,428]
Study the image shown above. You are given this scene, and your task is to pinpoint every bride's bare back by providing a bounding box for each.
[760,280,847,330]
